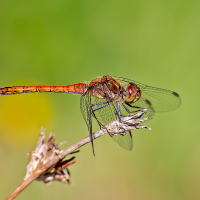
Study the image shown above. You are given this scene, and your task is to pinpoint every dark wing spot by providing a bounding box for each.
[145,99,152,106]
[172,92,180,97]
[129,130,132,138]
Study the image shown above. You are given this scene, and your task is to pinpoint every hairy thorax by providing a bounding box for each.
[87,76,124,101]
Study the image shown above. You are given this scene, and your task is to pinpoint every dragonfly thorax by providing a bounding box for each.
[88,76,122,100]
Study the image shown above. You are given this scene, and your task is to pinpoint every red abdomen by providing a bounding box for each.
[0,83,87,95]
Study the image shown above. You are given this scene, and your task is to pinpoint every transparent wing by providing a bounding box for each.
[111,130,133,151]
[90,96,117,126]
[117,77,181,112]
[90,96,133,150]
[123,97,155,121]
[80,94,95,155]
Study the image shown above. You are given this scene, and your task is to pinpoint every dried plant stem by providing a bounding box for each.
[6,110,150,200]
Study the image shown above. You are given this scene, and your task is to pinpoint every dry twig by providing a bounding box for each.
[6,110,150,200]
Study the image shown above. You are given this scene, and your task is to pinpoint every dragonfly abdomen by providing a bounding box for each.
[0,83,87,95]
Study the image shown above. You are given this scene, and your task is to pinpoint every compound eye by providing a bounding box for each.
[125,83,137,103]
[125,83,141,103]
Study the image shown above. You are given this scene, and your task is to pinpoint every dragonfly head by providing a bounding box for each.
[124,82,141,103]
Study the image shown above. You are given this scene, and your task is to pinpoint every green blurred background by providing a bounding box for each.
[0,0,200,199]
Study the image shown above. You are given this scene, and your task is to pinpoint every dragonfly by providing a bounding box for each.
[0,75,181,155]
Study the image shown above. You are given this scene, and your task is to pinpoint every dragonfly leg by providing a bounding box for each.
[91,112,103,129]
[91,101,110,112]
[116,102,131,125]
[91,102,109,107]
[122,102,144,113]
[91,102,110,128]
[115,101,121,119]
[116,102,143,127]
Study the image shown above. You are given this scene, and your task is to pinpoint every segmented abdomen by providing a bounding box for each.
[0,83,87,95]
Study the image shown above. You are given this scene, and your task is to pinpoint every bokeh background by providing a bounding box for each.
[0,0,200,200]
